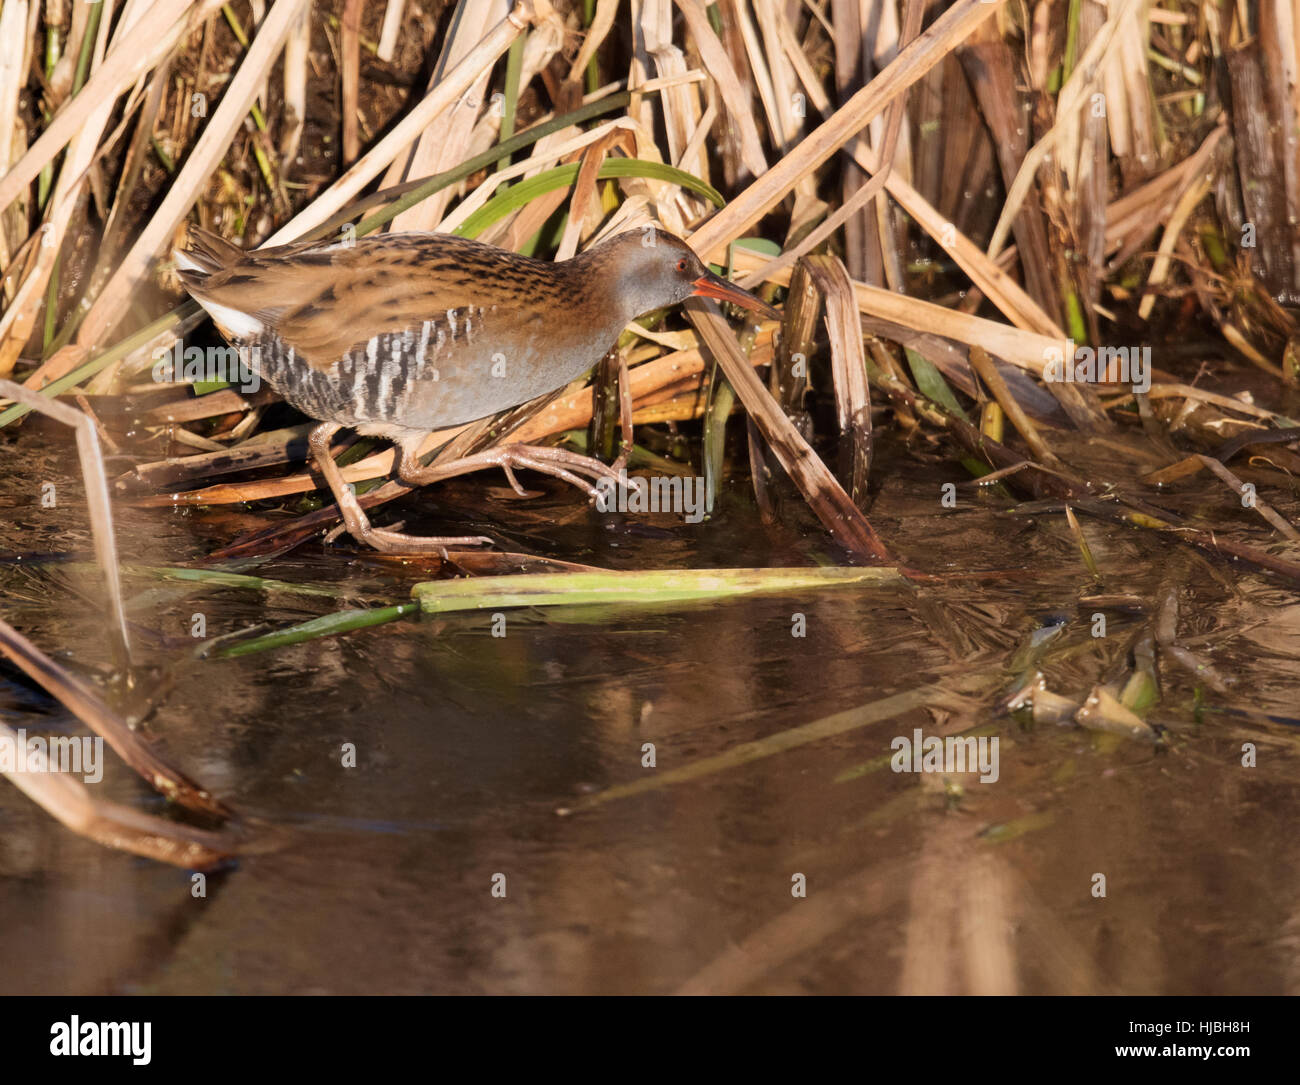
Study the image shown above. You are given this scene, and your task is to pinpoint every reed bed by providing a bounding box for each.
[2,0,1295,555]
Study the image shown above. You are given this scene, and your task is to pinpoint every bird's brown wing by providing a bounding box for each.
[179,231,547,372]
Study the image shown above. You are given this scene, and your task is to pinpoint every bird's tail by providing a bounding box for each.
[173,224,245,286]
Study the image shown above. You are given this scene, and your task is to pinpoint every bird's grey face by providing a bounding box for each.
[609,229,779,322]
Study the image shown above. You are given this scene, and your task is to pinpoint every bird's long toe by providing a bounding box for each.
[358,528,495,554]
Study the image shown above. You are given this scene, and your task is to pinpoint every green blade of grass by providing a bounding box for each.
[702,375,733,515]
[904,347,969,421]
[454,159,725,239]
[120,564,347,598]
[495,33,524,180]
[220,603,418,657]
[412,567,905,614]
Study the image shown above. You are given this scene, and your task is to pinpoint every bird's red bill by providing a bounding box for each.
[691,274,780,320]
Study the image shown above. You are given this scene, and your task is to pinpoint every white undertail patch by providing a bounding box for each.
[173,249,206,274]
[192,296,264,340]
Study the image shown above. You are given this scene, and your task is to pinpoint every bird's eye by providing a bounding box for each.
[676,258,688,272]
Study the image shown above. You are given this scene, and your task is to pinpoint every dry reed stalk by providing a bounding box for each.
[771,1,829,121]
[0,614,233,818]
[377,0,407,62]
[675,97,718,176]
[0,378,131,674]
[341,0,363,164]
[771,258,816,416]
[728,242,1064,376]
[1096,21,1128,163]
[830,0,871,283]
[141,387,278,425]
[264,1,540,245]
[389,0,513,231]
[641,0,710,212]
[731,0,788,153]
[1117,0,1156,179]
[688,0,1005,264]
[0,720,237,870]
[555,128,636,259]
[280,2,312,160]
[0,0,224,217]
[93,49,174,282]
[626,0,657,136]
[741,4,920,307]
[687,296,889,559]
[959,17,1060,321]
[966,345,1059,466]
[449,23,562,176]
[571,0,620,81]
[1,0,167,378]
[1105,123,1224,262]
[674,0,768,177]
[860,0,917,294]
[1137,172,1211,321]
[0,0,28,186]
[74,0,312,351]
[749,0,820,202]
[803,254,871,506]
[988,0,1140,260]
[832,126,1058,339]
[1268,0,1300,280]
[1073,0,1110,340]
[1227,15,1299,300]
[1193,455,1300,540]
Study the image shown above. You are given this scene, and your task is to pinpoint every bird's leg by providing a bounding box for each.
[397,438,621,500]
[612,350,634,478]
[308,422,493,553]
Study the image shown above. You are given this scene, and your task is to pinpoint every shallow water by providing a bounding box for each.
[2,418,1299,994]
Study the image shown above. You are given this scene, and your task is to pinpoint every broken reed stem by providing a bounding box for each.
[966,345,1061,466]
[0,715,239,871]
[0,379,131,676]
[0,616,231,818]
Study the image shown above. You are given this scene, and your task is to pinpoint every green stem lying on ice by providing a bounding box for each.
[221,603,419,657]
[411,567,906,614]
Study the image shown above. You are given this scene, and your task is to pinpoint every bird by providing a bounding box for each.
[173,224,777,552]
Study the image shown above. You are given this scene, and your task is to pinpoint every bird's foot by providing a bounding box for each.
[399,442,621,501]
[483,444,622,500]
[335,481,492,554]
[310,421,495,554]
[355,526,495,554]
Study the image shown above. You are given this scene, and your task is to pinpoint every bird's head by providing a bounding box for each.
[586,228,779,324]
